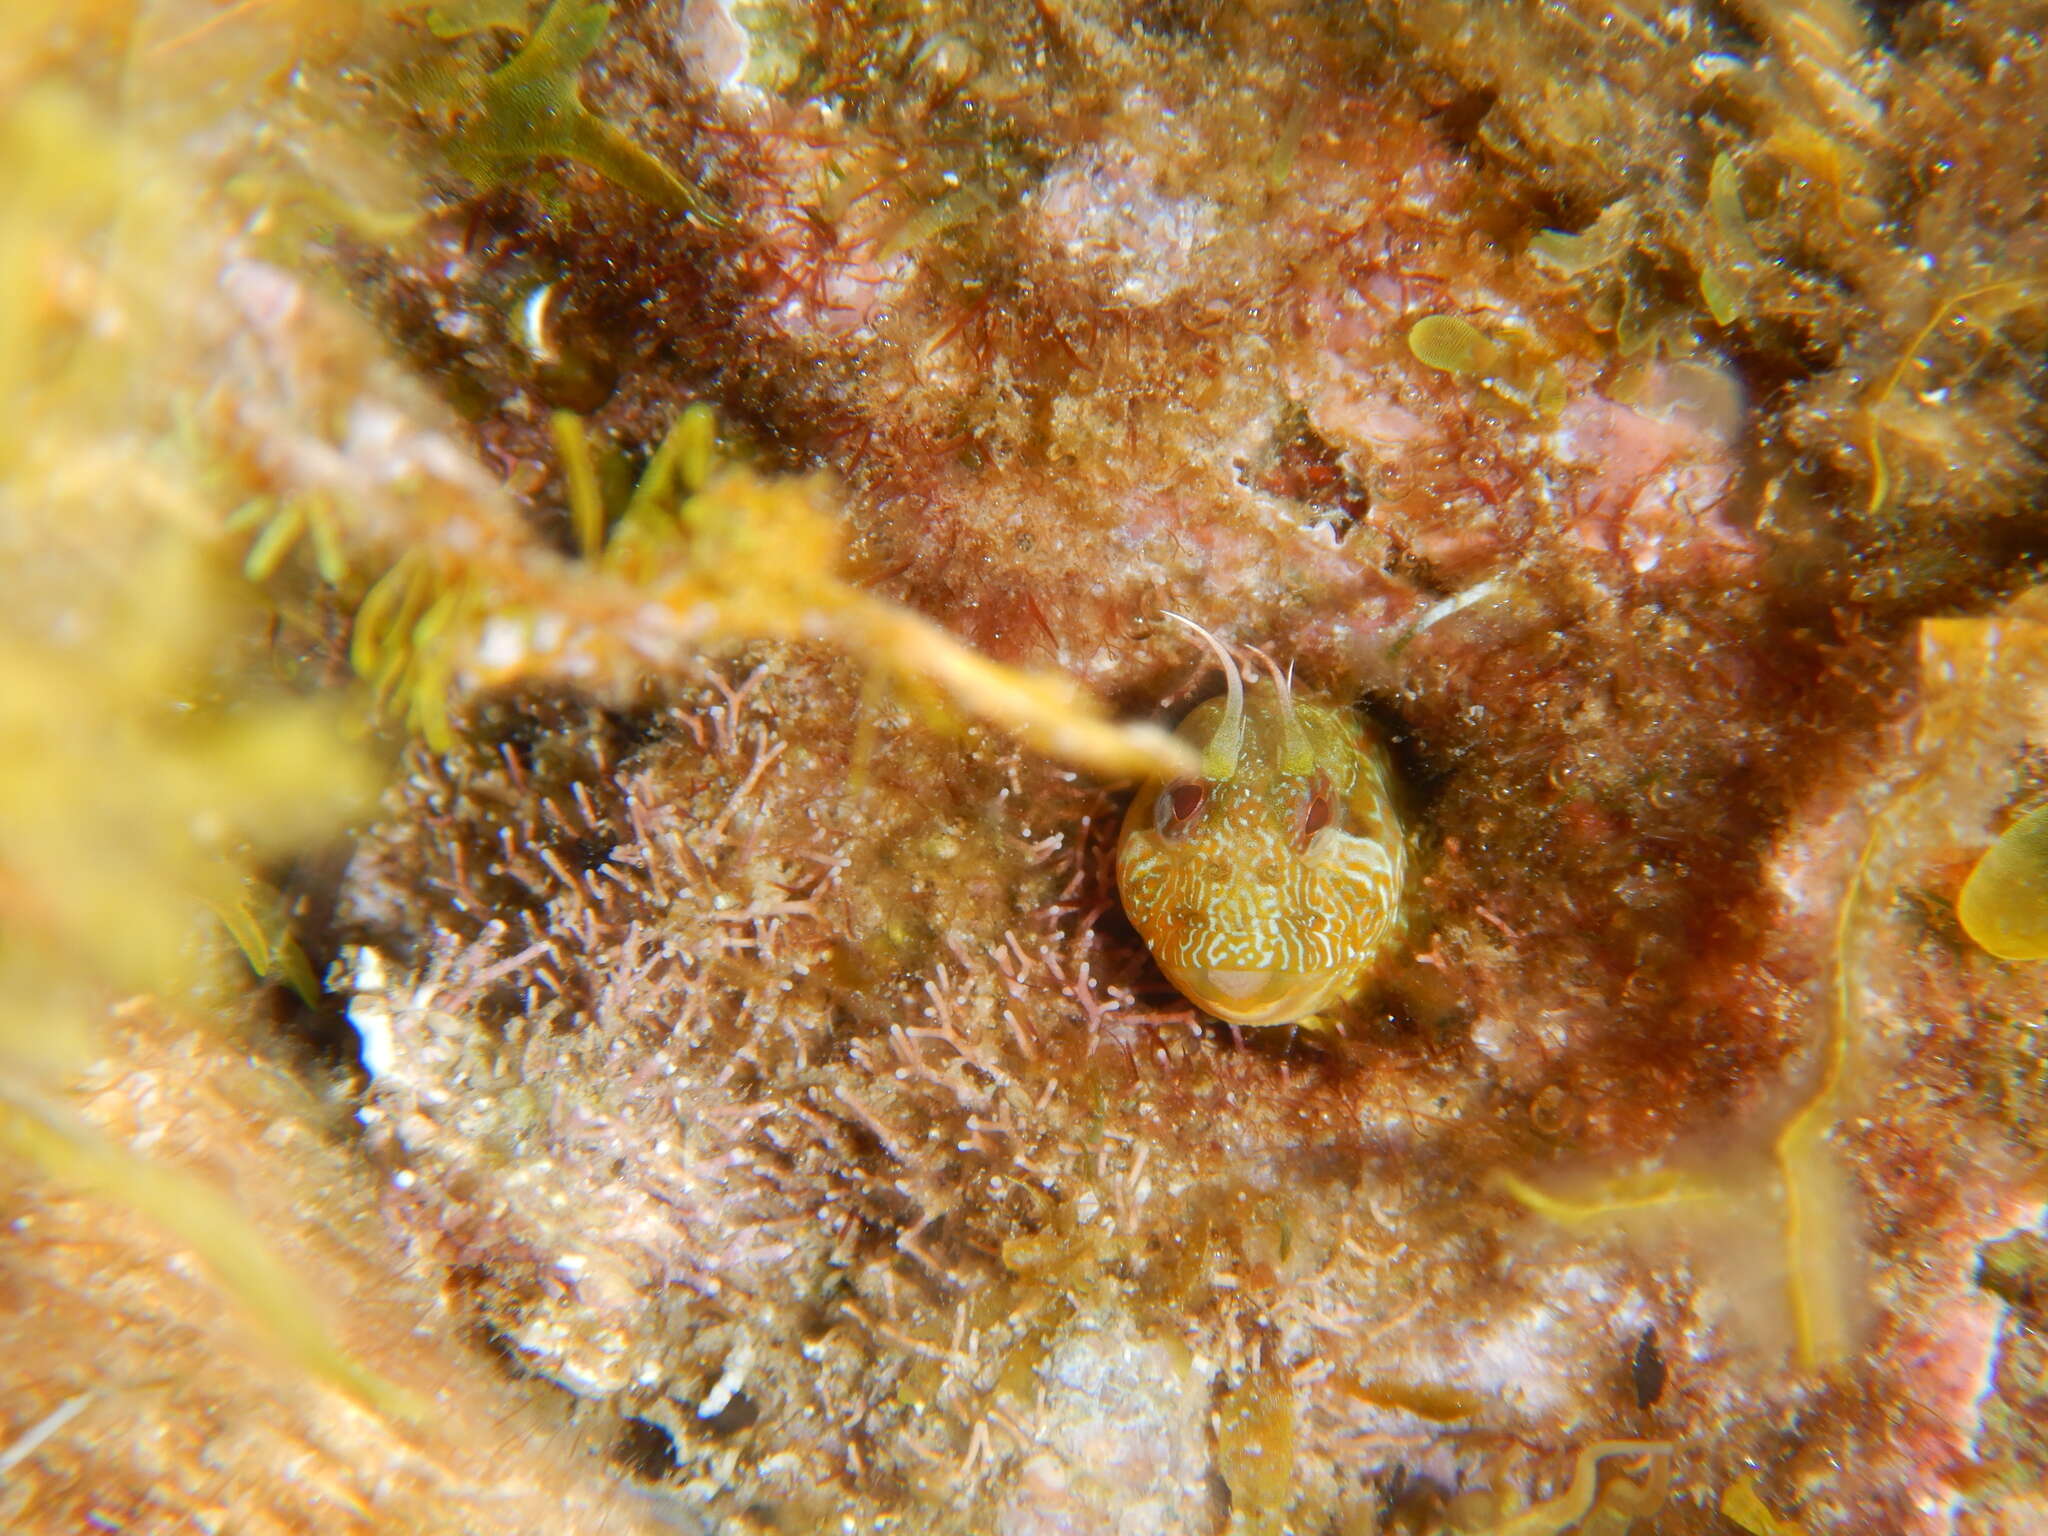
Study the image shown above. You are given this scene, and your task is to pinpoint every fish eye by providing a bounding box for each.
[1155,780,1208,838]
[1294,779,1336,849]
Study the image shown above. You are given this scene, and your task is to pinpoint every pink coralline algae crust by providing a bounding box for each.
[331,6,2048,1535]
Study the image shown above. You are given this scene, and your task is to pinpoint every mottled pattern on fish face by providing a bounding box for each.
[1116,685,1408,1026]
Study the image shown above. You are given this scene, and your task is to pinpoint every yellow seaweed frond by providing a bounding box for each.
[850,605,1189,781]
[625,400,719,519]
[418,0,534,39]
[603,408,713,579]
[1863,277,2048,516]
[1706,150,1759,268]
[1957,804,2048,960]
[1263,95,1309,194]
[2,0,529,1436]
[214,882,322,1005]
[878,185,996,262]
[443,0,731,227]
[1450,1440,1672,1536]
[551,408,608,560]
[1699,265,1741,327]
[0,586,380,1023]
[1774,774,1923,1369]
[674,471,1204,782]
[234,492,350,585]
[1407,315,1565,420]
[350,552,477,753]
[1761,600,2048,1370]
[1331,1372,1481,1422]
[1761,120,1873,231]
[0,1083,422,1421]
[1216,1364,1297,1536]
[468,414,1203,783]
[1489,1165,1729,1225]
[1721,1476,1810,1536]
[1525,199,1636,278]
[1409,314,1502,376]
[1527,229,1595,270]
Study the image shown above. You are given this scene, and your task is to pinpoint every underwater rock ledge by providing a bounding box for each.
[4,1,2048,1534]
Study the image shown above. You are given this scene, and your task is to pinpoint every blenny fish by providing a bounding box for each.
[1116,620,1409,1027]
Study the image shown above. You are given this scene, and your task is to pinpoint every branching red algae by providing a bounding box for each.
[8,1,2048,1534]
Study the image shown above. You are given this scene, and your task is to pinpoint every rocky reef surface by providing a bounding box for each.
[5,2,2048,1534]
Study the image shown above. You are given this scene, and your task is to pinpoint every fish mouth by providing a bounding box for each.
[1158,962,1346,1026]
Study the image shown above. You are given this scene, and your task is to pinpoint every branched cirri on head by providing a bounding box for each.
[1116,617,1409,1028]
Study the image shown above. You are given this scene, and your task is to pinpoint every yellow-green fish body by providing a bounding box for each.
[1116,674,1408,1027]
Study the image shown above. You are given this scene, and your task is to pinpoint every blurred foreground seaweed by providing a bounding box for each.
[0,14,399,1412]
[0,0,1194,1484]
[4,0,2048,1533]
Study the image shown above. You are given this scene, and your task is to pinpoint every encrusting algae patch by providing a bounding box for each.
[4,1,2048,1534]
